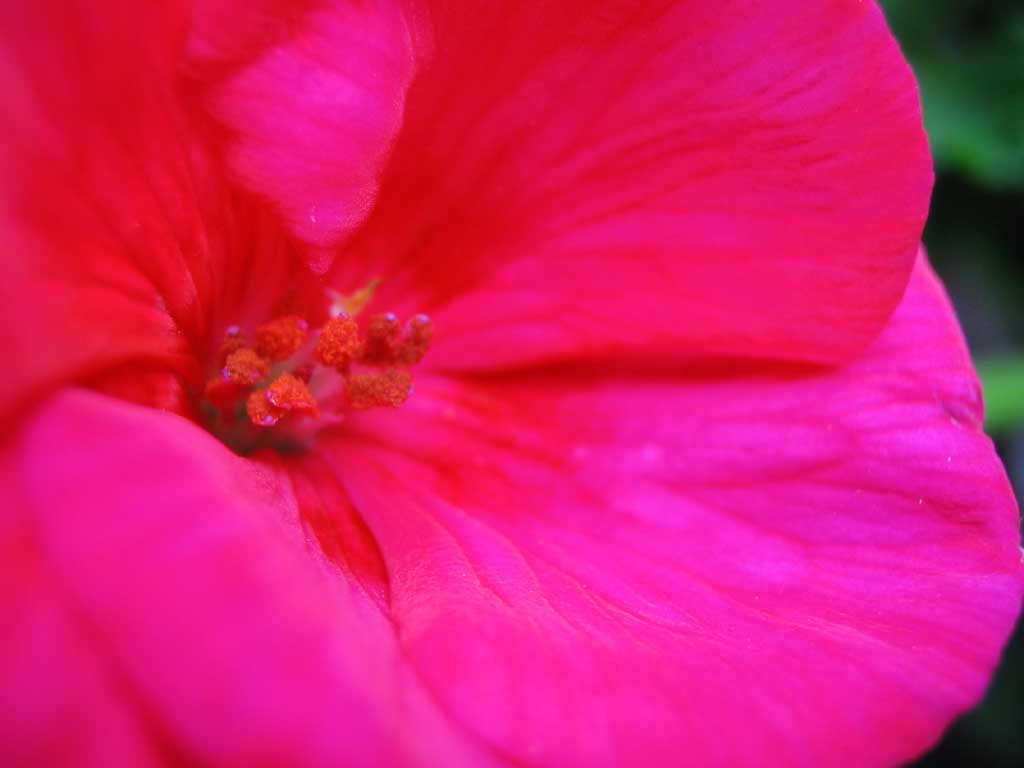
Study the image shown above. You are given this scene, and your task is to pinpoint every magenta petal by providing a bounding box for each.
[0,474,162,768]
[2,391,494,767]
[191,0,416,261]
[329,257,1023,767]
[333,0,932,368]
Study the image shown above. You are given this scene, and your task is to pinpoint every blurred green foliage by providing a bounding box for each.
[882,0,1024,436]
[978,356,1024,433]
[883,0,1024,188]
[882,3,1023,766]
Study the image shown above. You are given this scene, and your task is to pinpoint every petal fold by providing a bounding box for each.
[2,390,495,767]
[188,0,417,261]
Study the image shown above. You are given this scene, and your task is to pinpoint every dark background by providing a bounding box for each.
[881,2,1024,765]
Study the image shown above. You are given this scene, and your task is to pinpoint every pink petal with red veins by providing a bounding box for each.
[3,390,496,767]
[192,0,417,262]
[333,0,931,368]
[328,256,1023,767]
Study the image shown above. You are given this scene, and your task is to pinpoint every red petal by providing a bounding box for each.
[0,1,208,415]
[332,0,931,368]
[2,390,492,766]
[1,0,398,416]
[189,0,417,260]
[328,255,1022,767]
[0,3,303,417]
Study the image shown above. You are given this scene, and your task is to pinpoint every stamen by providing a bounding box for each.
[223,348,270,384]
[218,326,248,365]
[328,277,381,318]
[359,313,401,364]
[205,290,432,451]
[316,315,360,368]
[255,315,308,362]
[246,389,284,427]
[345,369,413,409]
[265,372,320,417]
[395,314,433,365]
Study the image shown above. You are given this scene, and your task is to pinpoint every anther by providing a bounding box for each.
[246,389,284,427]
[207,293,431,449]
[316,315,360,368]
[255,315,308,362]
[359,313,401,364]
[344,369,413,409]
[223,348,270,384]
[395,314,433,365]
[265,372,320,417]
[218,326,248,365]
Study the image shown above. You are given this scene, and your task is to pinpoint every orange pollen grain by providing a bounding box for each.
[316,315,360,368]
[265,372,320,417]
[255,315,309,361]
[223,347,270,384]
[344,369,413,409]
[246,389,285,427]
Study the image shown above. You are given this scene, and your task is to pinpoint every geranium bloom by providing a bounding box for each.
[1,0,1022,766]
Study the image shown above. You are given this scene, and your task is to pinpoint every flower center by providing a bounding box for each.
[201,284,431,454]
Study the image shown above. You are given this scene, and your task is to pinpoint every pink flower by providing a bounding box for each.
[2,1,1022,766]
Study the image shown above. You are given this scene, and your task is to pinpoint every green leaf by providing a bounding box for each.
[881,0,1024,189]
[978,356,1024,434]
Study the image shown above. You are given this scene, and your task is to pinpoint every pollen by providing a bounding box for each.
[223,347,270,384]
[204,290,433,451]
[316,315,360,368]
[344,369,413,409]
[255,315,308,362]
[265,372,320,417]
[246,389,285,427]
